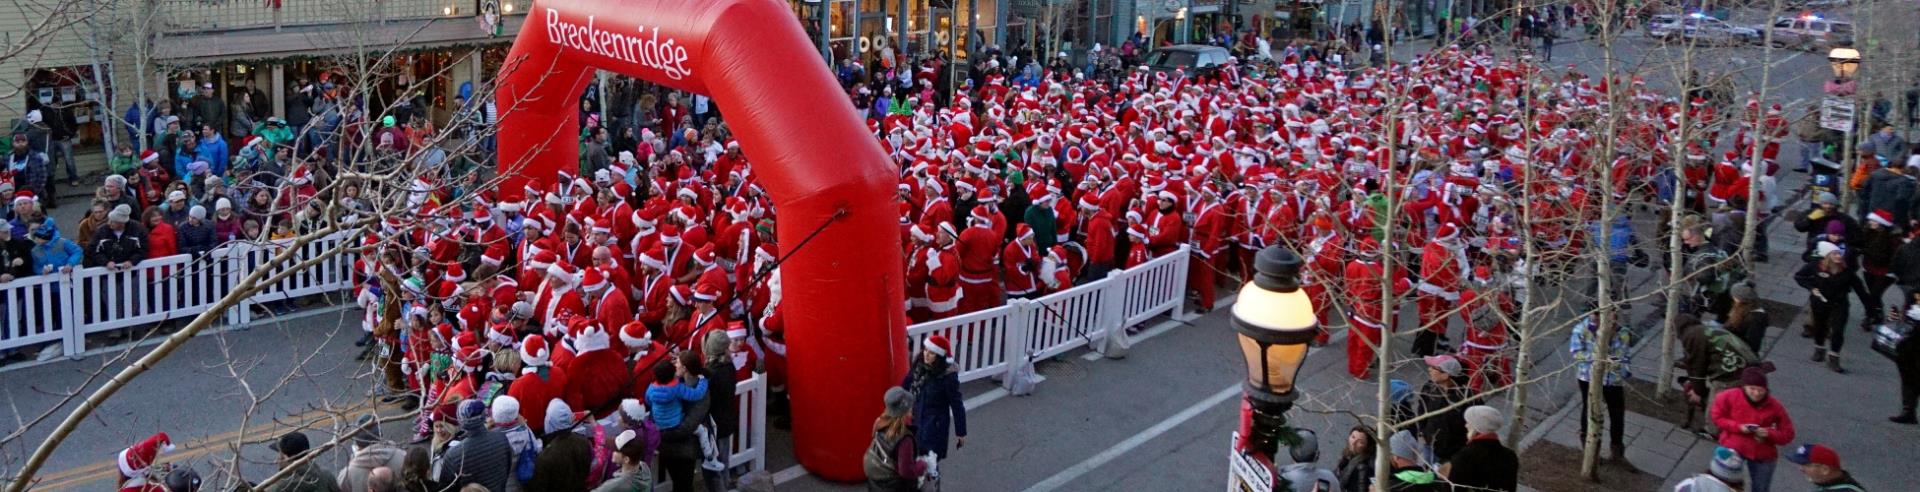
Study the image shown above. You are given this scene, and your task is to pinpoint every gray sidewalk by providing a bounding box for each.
[1516,169,1915,491]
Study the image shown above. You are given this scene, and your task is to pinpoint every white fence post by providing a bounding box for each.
[1096,269,1130,359]
[1000,298,1033,391]
[60,270,84,359]
[1172,245,1193,322]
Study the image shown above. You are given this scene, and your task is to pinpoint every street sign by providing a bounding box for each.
[1227,432,1276,492]
[1820,97,1855,132]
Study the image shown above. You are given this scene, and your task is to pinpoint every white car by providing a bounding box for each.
[1649,14,1758,45]
[1766,16,1853,50]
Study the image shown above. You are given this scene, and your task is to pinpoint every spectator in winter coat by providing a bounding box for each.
[1570,315,1633,460]
[28,224,81,275]
[1333,426,1377,492]
[1413,355,1475,463]
[864,387,927,492]
[176,206,217,257]
[591,429,654,492]
[701,330,739,443]
[6,134,50,204]
[1785,443,1867,492]
[1793,192,1858,260]
[194,125,230,176]
[1712,367,1795,492]
[188,82,227,134]
[144,209,178,259]
[212,199,241,244]
[261,432,341,492]
[1384,430,1444,492]
[1442,406,1518,492]
[87,205,146,269]
[902,335,968,459]
[1856,212,1903,320]
[0,226,31,281]
[530,399,594,492]
[336,415,408,492]
[1889,235,1920,310]
[1674,446,1748,492]
[1795,241,1878,372]
[433,399,513,492]
[1859,164,1916,225]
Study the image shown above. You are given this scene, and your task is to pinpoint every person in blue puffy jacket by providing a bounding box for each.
[28,223,81,276]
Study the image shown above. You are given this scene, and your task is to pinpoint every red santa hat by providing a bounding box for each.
[692,283,719,303]
[1434,223,1460,242]
[1127,222,1148,240]
[620,321,653,349]
[726,321,748,340]
[1870,209,1895,227]
[640,244,668,271]
[140,149,160,164]
[443,263,467,283]
[470,203,492,222]
[529,250,558,270]
[923,334,952,358]
[669,284,694,305]
[118,432,175,478]
[546,262,577,286]
[580,267,609,292]
[572,318,611,353]
[694,244,718,265]
[520,334,551,367]
[1015,223,1034,242]
[909,224,935,243]
[487,321,517,347]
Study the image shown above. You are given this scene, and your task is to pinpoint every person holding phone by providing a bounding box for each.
[1711,366,1795,492]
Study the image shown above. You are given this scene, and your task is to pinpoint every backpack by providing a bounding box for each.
[513,439,538,482]
[1706,327,1757,379]
[863,431,910,489]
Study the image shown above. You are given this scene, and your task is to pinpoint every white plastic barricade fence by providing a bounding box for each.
[0,273,71,356]
[68,254,213,352]
[905,306,1017,383]
[0,232,362,360]
[728,374,769,473]
[902,245,1190,385]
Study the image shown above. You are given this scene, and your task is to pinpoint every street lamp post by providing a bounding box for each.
[1227,246,1320,490]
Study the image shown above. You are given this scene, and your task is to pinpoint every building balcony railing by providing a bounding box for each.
[157,0,517,34]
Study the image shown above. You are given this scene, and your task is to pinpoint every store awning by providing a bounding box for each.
[154,15,525,64]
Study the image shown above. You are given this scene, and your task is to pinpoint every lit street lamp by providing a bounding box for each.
[1825,42,1860,96]
[1230,246,1319,466]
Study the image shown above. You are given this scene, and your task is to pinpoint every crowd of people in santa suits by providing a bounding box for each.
[108,37,1806,490]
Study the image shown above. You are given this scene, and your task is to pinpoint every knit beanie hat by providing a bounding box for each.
[1464,405,1504,434]
[1288,429,1319,464]
[1708,446,1747,483]
[1389,430,1427,463]
[1740,365,1770,388]
[883,387,912,418]
[108,204,132,223]
[490,395,522,425]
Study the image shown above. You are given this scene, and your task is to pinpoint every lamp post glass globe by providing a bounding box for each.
[1828,45,1860,80]
[1232,246,1318,404]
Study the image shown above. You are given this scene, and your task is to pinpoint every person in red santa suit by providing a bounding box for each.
[926,222,965,320]
[690,244,732,312]
[535,262,587,336]
[956,207,1005,313]
[1344,236,1411,380]
[1039,245,1074,293]
[581,266,633,349]
[723,322,759,383]
[621,321,671,399]
[1457,268,1513,392]
[1147,190,1187,258]
[905,224,937,323]
[1003,224,1041,300]
[1124,221,1151,268]
[561,317,629,419]
[674,283,730,360]
[1187,184,1228,311]
[507,334,576,435]
[1413,223,1467,356]
[115,432,174,492]
[634,244,674,334]
[1079,194,1118,279]
[1302,212,1346,344]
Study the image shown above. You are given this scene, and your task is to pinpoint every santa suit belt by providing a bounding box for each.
[1461,339,1507,352]
[1348,313,1384,330]
[1416,282,1460,301]
[926,295,961,312]
[1006,286,1036,296]
[959,274,997,284]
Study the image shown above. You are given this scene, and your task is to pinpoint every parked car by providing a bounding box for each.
[1649,14,1759,45]
[1141,44,1231,78]
[1766,15,1853,51]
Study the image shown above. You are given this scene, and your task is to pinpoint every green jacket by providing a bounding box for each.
[262,461,342,492]
[590,465,654,492]
[1023,203,1058,249]
[107,154,137,175]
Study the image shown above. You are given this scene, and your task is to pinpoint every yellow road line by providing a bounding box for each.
[30,399,400,490]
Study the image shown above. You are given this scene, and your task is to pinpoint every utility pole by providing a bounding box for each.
[819,0,833,63]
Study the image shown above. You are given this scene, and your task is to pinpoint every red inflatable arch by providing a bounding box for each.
[494,0,907,480]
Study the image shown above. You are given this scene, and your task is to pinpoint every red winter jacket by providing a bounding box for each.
[1710,389,1796,461]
